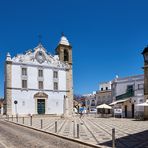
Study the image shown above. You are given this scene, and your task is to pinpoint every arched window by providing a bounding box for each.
[87,100,90,105]
[91,100,95,106]
[64,49,69,61]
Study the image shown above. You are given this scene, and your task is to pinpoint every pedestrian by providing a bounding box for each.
[87,107,89,116]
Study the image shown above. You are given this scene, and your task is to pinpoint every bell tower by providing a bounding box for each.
[56,34,73,117]
[5,53,12,115]
[56,34,72,65]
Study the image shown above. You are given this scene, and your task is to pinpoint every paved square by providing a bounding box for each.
[9,115,148,148]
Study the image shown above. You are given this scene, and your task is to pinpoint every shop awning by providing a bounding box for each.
[109,98,130,106]
[136,100,148,106]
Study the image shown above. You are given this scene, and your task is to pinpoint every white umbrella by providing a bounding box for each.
[96,104,112,109]
[136,100,148,106]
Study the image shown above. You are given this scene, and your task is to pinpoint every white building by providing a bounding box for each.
[84,92,97,112]
[99,81,111,91]
[111,75,144,118]
[4,35,73,116]
[96,81,112,105]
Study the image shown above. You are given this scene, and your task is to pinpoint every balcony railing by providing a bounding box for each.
[116,90,134,100]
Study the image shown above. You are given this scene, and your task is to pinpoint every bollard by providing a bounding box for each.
[8,115,9,121]
[112,128,116,148]
[16,115,18,123]
[72,121,75,138]
[55,121,57,133]
[77,124,79,138]
[41,119,43,129]
[30,116,32,126]
[12,115,13,121]
[22,117,24,124]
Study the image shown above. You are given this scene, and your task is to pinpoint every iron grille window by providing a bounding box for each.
[53,71,58,78]
[54,82,58,90]
[22,80,27,88]
[38,69,43,77]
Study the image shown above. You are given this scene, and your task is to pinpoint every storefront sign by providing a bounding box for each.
[114,108,122,114]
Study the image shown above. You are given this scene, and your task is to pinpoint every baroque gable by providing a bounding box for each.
[10,43,69,69]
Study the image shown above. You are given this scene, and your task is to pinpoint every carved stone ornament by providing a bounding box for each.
[35,51,46,64]
[34,92,48,98]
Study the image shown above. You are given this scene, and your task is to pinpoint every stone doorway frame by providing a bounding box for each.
[34,92,48,114]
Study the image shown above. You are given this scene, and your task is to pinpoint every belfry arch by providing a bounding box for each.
[64,49,69,62]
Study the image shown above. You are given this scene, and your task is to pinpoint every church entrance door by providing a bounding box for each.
[37,99,45,114]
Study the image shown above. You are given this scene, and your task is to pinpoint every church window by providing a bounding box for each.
[22,68,27,76]
[64,49,69,62]
[38,81,43,89]
[53,71,58,78]
[38,69,43,77]
[22,80,27,88]
[54,82,58,90]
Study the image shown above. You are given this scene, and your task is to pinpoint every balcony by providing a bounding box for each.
[116,90,134,100]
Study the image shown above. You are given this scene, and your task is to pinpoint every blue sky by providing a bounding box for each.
[0,0,148,96]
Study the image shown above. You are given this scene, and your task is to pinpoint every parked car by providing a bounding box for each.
[90,108,97,113]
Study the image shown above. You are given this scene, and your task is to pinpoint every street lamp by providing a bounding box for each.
[14,100,18,116]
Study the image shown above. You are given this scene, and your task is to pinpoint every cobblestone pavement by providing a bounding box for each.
[0,119,98,148]
[5,115,148,148]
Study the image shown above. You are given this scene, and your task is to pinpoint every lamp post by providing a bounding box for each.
[142,46,148,119]
[14,100,18,117]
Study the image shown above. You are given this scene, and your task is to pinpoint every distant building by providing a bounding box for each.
[111,74,144,118]
[99,81,111,91]
[96,81,112,105]
[4,35,73,116]
[84,93,97,112]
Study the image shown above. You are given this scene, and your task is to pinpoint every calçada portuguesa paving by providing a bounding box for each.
[5,115,148,148]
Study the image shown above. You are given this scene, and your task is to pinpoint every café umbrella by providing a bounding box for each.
[96,104,112,109]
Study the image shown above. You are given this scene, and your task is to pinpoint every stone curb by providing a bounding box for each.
[5,120,103,148]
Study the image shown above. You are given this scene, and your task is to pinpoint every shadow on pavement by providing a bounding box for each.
[99,129,148,148]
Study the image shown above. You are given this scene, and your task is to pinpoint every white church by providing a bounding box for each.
[4,35,73,116]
